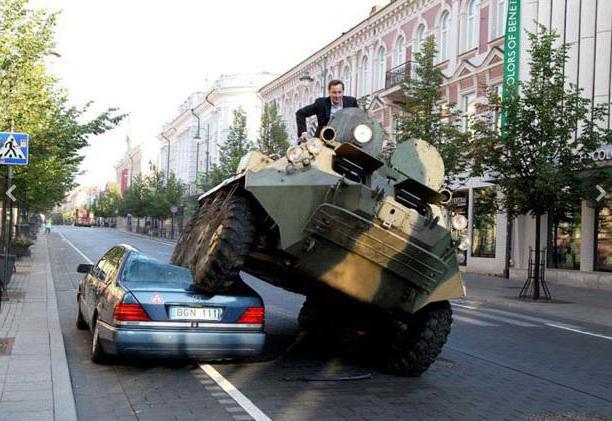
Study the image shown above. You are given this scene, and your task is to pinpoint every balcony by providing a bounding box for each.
[385,61,418,90]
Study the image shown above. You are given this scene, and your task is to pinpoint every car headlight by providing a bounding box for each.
[306,138,322,155]
[353,124,373,144]
[451,214,468,231]
[457,236,470,251]
[286,146,304,163]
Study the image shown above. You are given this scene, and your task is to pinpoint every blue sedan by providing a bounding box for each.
[75,244,265,363]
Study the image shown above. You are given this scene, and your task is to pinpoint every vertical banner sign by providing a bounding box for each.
[501,0,521,137]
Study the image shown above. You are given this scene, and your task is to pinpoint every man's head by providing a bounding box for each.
[328,80,344,105]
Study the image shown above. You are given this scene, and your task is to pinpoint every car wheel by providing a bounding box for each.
[90,318,110,364]
[382,300,452,377]
[75,299,88,330]
[192,194,256,293]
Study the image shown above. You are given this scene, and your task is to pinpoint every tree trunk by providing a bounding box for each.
[533,213,541,299]
[503,215,513,279]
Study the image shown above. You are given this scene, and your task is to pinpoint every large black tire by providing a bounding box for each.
[191,194,256,292]
[383,300,452,377]
[170,214,199,266]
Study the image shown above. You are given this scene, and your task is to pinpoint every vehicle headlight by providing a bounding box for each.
[451,214,468,231]
[306,138,322,155]
[456,252,466,264]
[353,124,373,144]
[457,236,470,251]
[286,146,304,163]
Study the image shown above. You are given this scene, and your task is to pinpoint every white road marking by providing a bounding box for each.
[200,364,271,421]
[58,228,268,419]
[453,315,497,327]
[454,308,537,327]
[453,303,580,328]
[546,324,612,341]
[58,231,93,264]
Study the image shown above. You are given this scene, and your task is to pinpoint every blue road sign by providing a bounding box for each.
[0,132,29,165]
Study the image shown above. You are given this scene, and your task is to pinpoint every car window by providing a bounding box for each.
[102,247,125,284]
[121,253,194,289]
[93,256,108,281]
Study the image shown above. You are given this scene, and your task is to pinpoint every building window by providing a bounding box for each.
[343,65,352,96]
[359,55,369,97]
[376,47,386,91]
[596,200,612,272]
[440,12,450,61]
[496,0,507,37]
[467,0,480,50]
[471,187,496,258]
[393,35,406,68]
[461,92,476,132]
[548,209,581,270]
[415,24,426,54]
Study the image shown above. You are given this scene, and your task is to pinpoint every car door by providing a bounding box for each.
[95,247,126,324]
[85,255,108,324]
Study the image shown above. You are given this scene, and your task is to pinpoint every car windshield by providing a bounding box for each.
[121,253,194,289]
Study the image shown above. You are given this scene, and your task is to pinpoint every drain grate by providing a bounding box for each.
[0,337,15,356]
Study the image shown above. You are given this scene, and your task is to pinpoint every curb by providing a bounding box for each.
[42,235,78,421]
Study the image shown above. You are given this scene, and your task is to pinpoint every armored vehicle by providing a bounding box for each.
[172,108,467,376]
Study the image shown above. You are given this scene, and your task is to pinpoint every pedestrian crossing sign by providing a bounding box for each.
[0,132,29,165]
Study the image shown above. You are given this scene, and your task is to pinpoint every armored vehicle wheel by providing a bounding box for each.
[192,194,256,292]
[383,300,452,377]
[170,215,198,266]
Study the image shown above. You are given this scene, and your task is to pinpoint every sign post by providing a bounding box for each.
[170,205,178,240]
[0,132,29,306]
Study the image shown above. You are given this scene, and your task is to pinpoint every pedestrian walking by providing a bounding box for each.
[45,219,52,234]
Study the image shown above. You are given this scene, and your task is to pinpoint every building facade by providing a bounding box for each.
[260,0,612,289]
[158,72,276,195]
[114,136,142,196]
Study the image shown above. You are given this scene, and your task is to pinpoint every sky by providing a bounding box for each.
[30,0,382,189]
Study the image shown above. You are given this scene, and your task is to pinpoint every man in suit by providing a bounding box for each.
[295,79,358,143]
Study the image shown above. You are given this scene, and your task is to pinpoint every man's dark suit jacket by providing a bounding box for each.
[295,96,358,138]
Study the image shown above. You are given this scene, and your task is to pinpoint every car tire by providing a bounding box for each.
[383,300,452,377]
[76,299,88,330]
[90,318,110,364]
[191,194,256,293]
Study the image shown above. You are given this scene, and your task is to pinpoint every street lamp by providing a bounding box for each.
[160,127,176,184]
[299,56,328,97]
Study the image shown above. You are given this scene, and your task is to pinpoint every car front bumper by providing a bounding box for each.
[97,320,265,359]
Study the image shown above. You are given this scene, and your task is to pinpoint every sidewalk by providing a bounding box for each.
[462,271,612,328]
[0,235,77,421]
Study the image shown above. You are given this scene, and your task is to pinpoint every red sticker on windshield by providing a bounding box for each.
[150,293,164,304]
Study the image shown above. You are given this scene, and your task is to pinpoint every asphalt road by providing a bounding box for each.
[48,226,612,421]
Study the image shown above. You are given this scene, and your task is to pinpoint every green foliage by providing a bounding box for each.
[91,185,121,218]
[121,171,185,220]
[198,107,251,191]
[394,36,469,185]
[471,26,611,220]
[0,0,125,213]
[257,102,289,156]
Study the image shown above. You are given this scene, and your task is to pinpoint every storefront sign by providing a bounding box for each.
[590,145,612,162]
[501,0,521,136]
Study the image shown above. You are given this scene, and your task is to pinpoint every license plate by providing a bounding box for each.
[169,306,223,321]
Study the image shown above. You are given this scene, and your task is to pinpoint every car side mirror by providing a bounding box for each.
[77,264,93,274]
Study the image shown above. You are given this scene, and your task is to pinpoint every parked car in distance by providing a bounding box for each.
[76,244,265,363]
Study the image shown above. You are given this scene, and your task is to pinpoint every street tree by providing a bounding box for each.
[0,0,125,216]
[123,174,147,228]
[471,26,612,299]
[202,107,251,189]
[257,102,289,156]
[394,35,469,186]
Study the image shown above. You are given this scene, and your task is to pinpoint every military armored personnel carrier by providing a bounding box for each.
[172,108,467,376]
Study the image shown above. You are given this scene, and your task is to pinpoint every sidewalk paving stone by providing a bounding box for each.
[0,234,77,421]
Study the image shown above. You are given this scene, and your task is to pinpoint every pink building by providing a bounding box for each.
[260,0,507,140]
